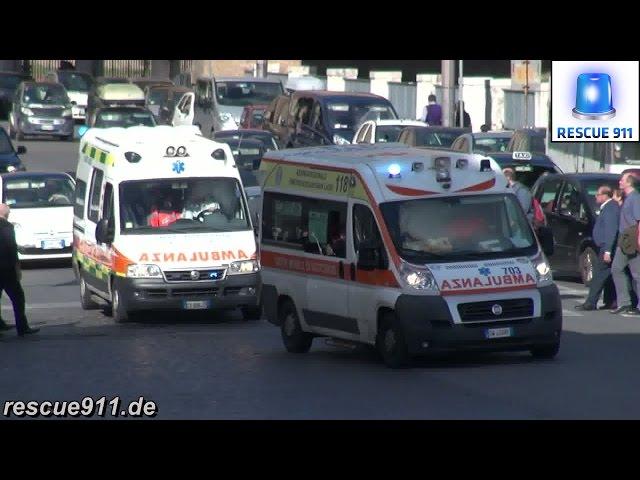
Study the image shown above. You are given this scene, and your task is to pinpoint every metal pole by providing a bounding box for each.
[441,60,456,127]
[458,60,464,127]
[256,60,268,78]
[524,60,529,128]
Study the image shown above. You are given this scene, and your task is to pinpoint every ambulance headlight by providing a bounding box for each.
[228,260,260,274]
[127,264,163,278]
[399,261,438,292]
[531,252,553,287]
[333,134,351,145]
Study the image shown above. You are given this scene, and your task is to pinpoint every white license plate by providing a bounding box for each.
[41,239,64,250]
[485,327,513,339]
[183,300,210,310]
[41,125,55,131]
[515,165,533,172]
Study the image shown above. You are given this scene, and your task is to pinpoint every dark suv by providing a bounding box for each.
[531,173,619,284]
[264,91,398,148]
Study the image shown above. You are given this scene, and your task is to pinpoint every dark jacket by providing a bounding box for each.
[593,199,620,254]
[0,217,19,269]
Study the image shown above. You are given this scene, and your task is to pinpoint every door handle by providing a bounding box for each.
[350,263,356,281]
[338,261,344,279]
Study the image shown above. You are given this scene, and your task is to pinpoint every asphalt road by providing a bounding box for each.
[2,126,640,419]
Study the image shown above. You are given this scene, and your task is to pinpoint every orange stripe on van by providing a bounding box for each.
[385,184,438,196]
[261,250,340,279]
[112,246,135,275]
[455,178,496,192]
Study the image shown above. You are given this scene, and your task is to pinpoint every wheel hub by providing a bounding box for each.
[284,314,296,336]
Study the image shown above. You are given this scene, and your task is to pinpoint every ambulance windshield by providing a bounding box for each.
[380,194,537,262]
[119,177,251,234]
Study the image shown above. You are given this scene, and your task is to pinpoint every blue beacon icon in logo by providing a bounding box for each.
[572,73,616,120]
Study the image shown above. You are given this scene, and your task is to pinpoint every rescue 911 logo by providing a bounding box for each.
[551,61,640,142]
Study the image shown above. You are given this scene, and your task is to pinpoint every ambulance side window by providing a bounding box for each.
[262,192,305,248]
[74,179,87,218]
[102,183,115,234]
[88,168,104,223]
[352,204,388,269]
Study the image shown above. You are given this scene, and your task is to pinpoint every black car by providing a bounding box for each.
[213,129,279,151]
[397,125,471,149]
[531,173,620,284]
[0,71,33,119]
[93,106,157,128]
[0,126,26,173]
[485,151,562,188]
[214,137,265,170]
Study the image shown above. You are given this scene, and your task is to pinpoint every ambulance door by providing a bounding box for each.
[302,197,355,340]
[172,92,195,127]
[83,167,106,291]
[347,201,390,343]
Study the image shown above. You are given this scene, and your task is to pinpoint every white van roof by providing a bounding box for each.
[261,143,508,202]
[79,126,237,182]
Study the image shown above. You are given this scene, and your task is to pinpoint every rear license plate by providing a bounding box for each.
[515,165,533,172]
[485,327,512,339]
[183,300,210,310]
[41,239,64,250]
[41,125,55,131]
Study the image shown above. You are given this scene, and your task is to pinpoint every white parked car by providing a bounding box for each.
[353,119,428,144]
[0,172,75,261]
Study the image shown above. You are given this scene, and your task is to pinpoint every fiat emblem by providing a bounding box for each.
[491,304,503,316]
[190,270,200,280]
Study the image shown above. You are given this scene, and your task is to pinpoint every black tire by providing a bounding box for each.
[376,311,411,369]
[580,247,597,286]
[79,273,100,310]
[241,305,262,321]
[530,342,560,359]
[110,285,130,323]
[280,300,313,353]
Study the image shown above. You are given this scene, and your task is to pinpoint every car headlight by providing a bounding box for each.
[333,134,351,145]
[228,259,260,274]
[63,108,73,117]
[127,264,163,278]
[21,106,33,116]
[399,261,439,292]
[531,252,553,287]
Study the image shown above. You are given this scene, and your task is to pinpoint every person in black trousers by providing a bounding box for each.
[576,186,620,310]
[0,203,39,336]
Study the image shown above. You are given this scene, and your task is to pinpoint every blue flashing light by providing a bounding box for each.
[387,163,401,178]
[573,73,616,120]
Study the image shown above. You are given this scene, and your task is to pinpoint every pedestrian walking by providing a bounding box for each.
[575,185,620,310]
[503,168,534,223]
[421,94,442,126]
[454,101,472,129]
[610,173,640,316]
[0,203,39,337]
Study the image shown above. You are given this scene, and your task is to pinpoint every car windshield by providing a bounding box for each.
[0,129,13,153]
[375,125,406,143]
[613,143,640,164]
[582,179,620,213]
[474,136,512,153]
[327,101,397,136]
[380,194,536,263]
[2,176,74,209]
[95,110,156,128]
[215,81,283,107]
[148,89,169,106]
[23,84,69,105]
[0,74,26,91]
[57,72,93,92]
[239,168,259,188]
[119,177,251,234]
[415,129,460,148]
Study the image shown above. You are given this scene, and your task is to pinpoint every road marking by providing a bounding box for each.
[562,308,583,317]
[1,301,80,311]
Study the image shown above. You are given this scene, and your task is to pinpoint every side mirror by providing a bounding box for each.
[357,242,384,271]
[95,218,114,245]
[17,146,27,155]
[537,225,554,256]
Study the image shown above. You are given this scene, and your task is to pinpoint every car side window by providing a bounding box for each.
[74,179,87,219]
[363,124,373,143]
[558,182,583,219]
[88,168,104,223]
[538,178,562,213]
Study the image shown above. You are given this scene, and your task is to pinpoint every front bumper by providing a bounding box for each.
[395,284,562,356]
[20,117,74,136]
[115,272,262,313]
[18,242,73,260]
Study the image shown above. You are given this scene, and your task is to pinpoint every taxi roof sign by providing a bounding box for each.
[512,151,532,161]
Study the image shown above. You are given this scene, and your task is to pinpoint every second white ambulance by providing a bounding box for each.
[258,143,561,368]
[72,125,261,322]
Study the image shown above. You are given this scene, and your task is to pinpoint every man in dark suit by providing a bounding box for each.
[576,186,620,310]
[0,203,39,336]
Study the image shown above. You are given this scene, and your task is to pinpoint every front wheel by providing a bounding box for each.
[580,247,597,286]
[377,312,410,369]
[79,274,100,310]
[530,342,560,359]
[280,300,313,353]
[109,286,130,323]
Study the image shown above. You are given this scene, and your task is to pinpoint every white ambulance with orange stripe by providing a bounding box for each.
[258,143,561,368]
[72,125,261,323]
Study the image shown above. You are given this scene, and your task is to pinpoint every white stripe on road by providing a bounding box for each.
[1,301,80,311]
